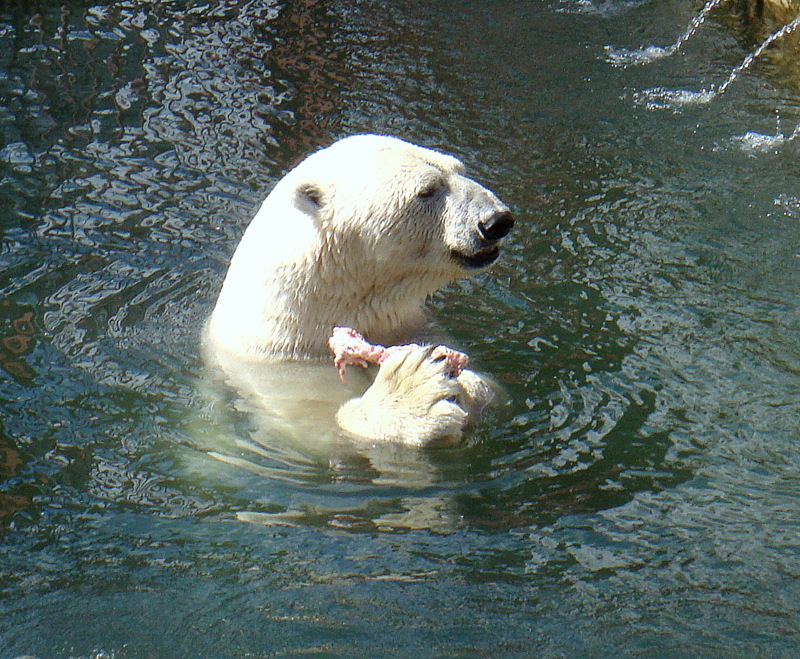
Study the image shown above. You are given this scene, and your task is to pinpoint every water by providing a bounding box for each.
[1,0,799,656]
[605,0,730,65]
[616,9,800,109]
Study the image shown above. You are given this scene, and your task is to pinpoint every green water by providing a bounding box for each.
[1,0,799,656]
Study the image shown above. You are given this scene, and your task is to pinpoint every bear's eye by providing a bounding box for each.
[418,180,442,199]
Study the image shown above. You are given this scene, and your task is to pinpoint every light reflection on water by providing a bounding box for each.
[0,0,799,656]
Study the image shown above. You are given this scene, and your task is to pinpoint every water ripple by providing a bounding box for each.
[633,86,718,110]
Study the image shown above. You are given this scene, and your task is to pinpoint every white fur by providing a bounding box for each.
[208,134,510,445]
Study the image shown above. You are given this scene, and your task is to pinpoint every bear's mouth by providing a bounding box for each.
[450,246,500,269]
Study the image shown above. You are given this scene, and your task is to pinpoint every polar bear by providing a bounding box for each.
[207,134,513,446]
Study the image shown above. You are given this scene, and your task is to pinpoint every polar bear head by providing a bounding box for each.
[209,135,513,360]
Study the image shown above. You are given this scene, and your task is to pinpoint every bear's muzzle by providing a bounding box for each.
[451,210,514,269]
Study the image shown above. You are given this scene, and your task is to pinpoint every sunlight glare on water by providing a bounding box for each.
[0,0,799,656]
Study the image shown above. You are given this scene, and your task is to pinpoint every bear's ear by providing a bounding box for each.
[295,182,324,210]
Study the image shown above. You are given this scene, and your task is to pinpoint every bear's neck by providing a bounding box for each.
[209,233,449,362]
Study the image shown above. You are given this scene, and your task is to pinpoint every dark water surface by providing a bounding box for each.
[1,0,799,656]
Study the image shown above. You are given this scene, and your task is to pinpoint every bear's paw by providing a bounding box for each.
[335,345,469,446]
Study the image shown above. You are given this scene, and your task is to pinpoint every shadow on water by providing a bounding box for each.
[0,298,37,383]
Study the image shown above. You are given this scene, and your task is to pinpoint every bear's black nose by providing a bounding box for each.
[478,211,514,243]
